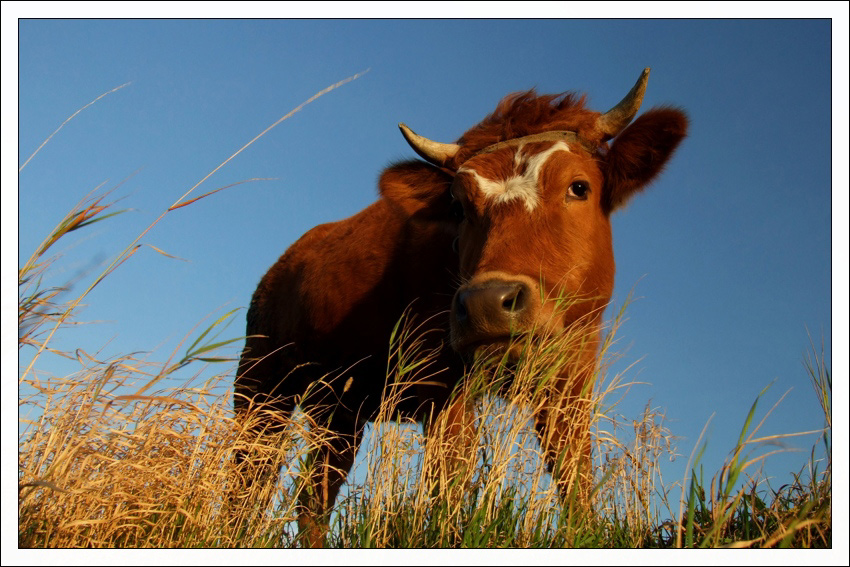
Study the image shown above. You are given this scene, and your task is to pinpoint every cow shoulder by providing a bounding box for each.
[379,160,454,220]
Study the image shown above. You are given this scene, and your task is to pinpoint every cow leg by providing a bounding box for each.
[421,385,477,500]
[297,414,362,548]
[532,384,594,508]
[227,399,293,546]
[231,343,298,518]
[232,395,296,492]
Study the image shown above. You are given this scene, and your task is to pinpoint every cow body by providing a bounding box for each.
[237,161,461,426]
[236,69,687,547]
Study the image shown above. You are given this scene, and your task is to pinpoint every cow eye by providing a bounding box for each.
[450,199,465,220]
[567,181,590,200]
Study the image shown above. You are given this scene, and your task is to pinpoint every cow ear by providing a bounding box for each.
[602,107,688,214]
[380,160,454,216]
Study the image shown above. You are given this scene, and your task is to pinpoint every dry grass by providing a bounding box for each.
[18,321,831,548]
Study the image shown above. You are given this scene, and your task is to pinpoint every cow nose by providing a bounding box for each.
[454,280,532,334]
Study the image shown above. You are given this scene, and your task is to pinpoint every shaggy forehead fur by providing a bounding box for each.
[446,90,603,171]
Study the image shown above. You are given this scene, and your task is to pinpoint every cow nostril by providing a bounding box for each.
[454,280,532,332]
[501,285,527,313]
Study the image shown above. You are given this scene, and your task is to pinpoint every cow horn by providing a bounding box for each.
[596,68,650,140]
[398,123,461,167]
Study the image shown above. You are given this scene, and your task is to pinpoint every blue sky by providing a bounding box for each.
[6,8,848,543]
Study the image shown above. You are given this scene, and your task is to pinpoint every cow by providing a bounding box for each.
[235,68,687,547]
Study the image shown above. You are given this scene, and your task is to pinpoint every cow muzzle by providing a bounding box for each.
[450,274,540,357]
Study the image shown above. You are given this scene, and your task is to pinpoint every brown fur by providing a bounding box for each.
[236,84,687,547]
[448,91,604,169]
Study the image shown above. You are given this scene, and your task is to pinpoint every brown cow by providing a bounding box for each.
[235,68,687,546]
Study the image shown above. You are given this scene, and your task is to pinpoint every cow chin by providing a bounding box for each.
[451,331,535,364]
[474,338,525,364]
[450,307,574,365]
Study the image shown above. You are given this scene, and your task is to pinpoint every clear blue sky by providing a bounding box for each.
[7,10,848,532]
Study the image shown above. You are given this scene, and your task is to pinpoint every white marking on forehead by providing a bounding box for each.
[458,141,571,212]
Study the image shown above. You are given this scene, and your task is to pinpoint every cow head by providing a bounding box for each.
[400,69,687,359]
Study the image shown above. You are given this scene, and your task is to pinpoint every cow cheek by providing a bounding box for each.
[545,222,614,325]
[457,227,487,281]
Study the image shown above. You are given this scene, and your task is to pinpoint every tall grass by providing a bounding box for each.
[18,82,831,549]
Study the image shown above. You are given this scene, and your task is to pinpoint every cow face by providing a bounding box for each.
[447,139,614,357]
[399,69,688,360]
